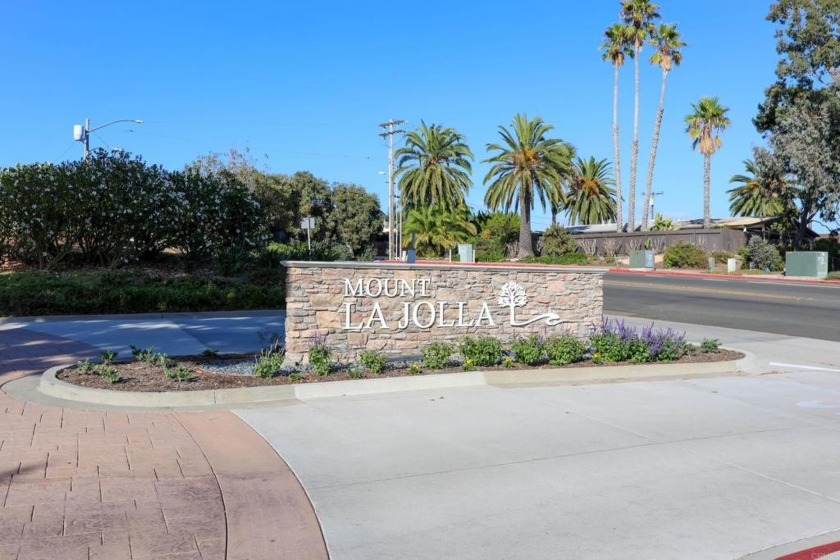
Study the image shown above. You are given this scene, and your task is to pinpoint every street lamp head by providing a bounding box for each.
[133,120,144,124]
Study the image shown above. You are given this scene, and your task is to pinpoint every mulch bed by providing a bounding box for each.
[56,349,745,393]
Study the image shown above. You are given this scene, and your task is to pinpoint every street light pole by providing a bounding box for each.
[650,191,664,222]
[74,118,143,159]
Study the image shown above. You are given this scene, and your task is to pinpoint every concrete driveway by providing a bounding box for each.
[237,370,840,559]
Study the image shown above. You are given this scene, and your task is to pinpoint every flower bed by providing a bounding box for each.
[56,321,743,393]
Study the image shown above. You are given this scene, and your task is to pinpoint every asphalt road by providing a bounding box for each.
[604,273,840,342]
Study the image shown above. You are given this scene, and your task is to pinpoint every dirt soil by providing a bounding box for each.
[56,349,745,393]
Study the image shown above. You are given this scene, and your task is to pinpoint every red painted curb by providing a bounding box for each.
[775,539,840,559]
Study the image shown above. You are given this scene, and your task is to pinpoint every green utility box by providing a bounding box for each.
[629,250,655,270]
[785,251,828,278]
[458,243,475,263]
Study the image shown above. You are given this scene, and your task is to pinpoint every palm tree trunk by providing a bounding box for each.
[612,63,624,233]
[518,185,534,258]
[642,69,668,229]
[628,41,641,232]
[703,153,712,229]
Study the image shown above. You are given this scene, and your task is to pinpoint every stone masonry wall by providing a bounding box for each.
[283,262,605,365]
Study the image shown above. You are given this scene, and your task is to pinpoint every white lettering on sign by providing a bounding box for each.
[341,279,556,331]
[343,278,430,298]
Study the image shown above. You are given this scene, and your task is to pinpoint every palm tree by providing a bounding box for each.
[685,96,731,228]
[394,121,473,212]
[402,205,477,257]
[403,205,446,256]
[728,159,789,218]
[565,157,617,225]
[642,23,685,229]
[600,23,631,232]
[621,0,661,231]
[483,114,575,258]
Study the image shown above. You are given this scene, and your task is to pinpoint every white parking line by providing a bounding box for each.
[769,362,840,372]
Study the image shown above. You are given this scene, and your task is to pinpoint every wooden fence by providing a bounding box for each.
[571,229,747,257]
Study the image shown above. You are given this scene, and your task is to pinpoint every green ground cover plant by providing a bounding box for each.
[0,269,283,316]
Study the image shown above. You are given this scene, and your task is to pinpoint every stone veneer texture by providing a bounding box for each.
[283,262,605,365]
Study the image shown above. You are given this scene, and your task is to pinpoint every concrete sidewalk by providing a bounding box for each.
[4,312,840,559]
[0,326,326,560]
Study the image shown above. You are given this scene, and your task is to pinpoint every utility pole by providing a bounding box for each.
[379,119,406,260]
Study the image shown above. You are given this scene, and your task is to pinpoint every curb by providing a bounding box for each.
[608,268,840,285]
[37,350,755,408]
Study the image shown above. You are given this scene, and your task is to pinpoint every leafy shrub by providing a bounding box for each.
[408,363,422,375]
[75,359,94,374]
[95,365,122,384]
[538,225,578,257]
[100,350,118,364]
[253,345,284,378]
[700,338,721,353]
[743,237,783,271]
[131,346,168,365]
[520,253,588,265]
[460,336,502,367]
[0,152,175,269]
[421,342,453,369]
[502,356,515,369]
[348,367,365,379]
[510,335,544,365]
[164,364,193,382]
[663,242,707,269]
[308,340,332,376]
[711,251,734,264]
[473,236,507,262]
[543,335,587,365]
[589,332,627,362]
[359,349,388,374]
[264,240,349,262]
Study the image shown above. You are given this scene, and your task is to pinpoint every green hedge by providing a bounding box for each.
[520,253,589,265]
[0,270,283,316]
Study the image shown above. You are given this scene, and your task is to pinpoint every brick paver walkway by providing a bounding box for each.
[0,328,327,560]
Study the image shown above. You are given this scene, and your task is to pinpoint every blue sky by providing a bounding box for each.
[1,1,780,231]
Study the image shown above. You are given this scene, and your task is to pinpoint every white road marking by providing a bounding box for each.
[797,400,840,409]
[770,362,840,372]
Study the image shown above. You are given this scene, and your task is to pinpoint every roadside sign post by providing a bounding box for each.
[300,217,315,254]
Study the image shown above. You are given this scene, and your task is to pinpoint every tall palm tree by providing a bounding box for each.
[685,96,731,228]
[394,121,473,212]
[565,157,617,225]
[483,114,575,258]
[728,159,789,218]
[621,0,661,231]
[641,22,685,229]
[600,23,631,232]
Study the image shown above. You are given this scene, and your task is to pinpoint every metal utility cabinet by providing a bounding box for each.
[785,251,828,278]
